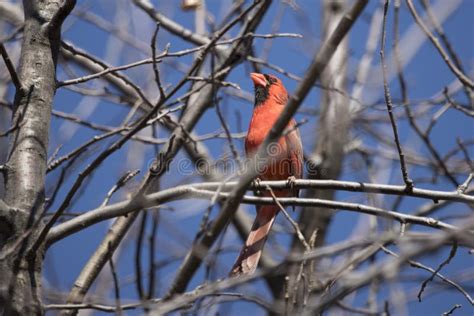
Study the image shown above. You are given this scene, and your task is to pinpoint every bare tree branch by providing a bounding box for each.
[381,0,413,190]
[46,178,473,244]
[0,43,22,91]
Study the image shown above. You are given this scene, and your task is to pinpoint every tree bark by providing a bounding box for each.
[0,1,75,315]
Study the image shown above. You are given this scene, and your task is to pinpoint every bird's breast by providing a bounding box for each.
[245,105,295,181]
[245,105,282,154]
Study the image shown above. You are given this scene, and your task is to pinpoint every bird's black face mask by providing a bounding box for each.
[254,74,276,106]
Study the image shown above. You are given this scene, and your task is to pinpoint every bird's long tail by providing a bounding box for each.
[229,205,278,276]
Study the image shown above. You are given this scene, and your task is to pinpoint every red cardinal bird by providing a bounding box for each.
[230,73,303,276]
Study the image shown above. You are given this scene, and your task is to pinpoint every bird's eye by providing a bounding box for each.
[263,74,276,84]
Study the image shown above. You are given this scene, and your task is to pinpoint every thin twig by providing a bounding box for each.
[198,174,236,239]
[456,138,473,172]
[147,210,159,300]
[135,212,147,302]
[58,33,301,87]
[214,100,241,162]
[150,23,166,100]
[443,88,474,117]
[101,170,140,207]
[382,246,472,305]
[335,300,383,315]
[393,0,459,187]
[457,173,473,194]
[45,302,140,312]
[47,128,126,172]
[381,0,413,191]
[417,241,458,302]
[418,0,465,74]
[188,76,241,90]
[247,56,363,108]
[107,242,123,316]
[0,42,23,91]
[442,304,462,316]
[266,185,310,251]
[419,0,473,104]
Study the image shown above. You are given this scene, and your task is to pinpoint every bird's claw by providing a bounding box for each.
[287,176,297,190]
[287,176,298,212]
[252,178,262,196]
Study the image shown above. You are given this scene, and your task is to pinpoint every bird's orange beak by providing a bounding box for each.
[250,73,267,87]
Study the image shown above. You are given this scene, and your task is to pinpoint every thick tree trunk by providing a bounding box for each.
[0,1,75,315]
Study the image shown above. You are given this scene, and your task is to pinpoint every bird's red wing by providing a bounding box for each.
[285,122,304,195]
